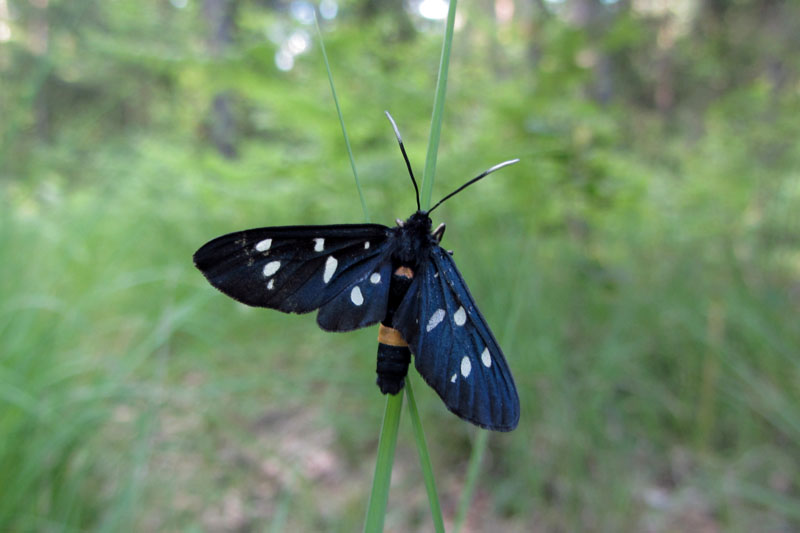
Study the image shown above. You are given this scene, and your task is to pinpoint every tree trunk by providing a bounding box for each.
[569,0,614,105]
[30,0,51,141]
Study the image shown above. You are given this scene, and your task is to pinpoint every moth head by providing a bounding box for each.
[400,210,432,234]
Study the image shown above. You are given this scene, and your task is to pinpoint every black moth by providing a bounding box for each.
[193,113,520,431]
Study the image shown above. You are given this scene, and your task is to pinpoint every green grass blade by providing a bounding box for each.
[364,393,404,533]
[318,6,459,530]
[405,377,445,533]
[420,0,459,211]
[314,13,370,222]
[316,13,406,532]
[406,3,459,529]
[269,489,292,533]
[453,429,489,532]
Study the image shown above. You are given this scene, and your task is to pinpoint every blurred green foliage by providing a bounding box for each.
[1,0,799,530]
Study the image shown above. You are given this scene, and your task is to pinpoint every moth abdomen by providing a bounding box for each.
[376,340,411,395]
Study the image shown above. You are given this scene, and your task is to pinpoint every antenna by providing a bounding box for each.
[385,111,420,211]
[427,158,519,214]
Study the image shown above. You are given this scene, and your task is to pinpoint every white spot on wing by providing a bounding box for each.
[350,286,364,306]
[426,309,445,332]
[433,272,439,278]
[461,356,472,378]
[454,306,466,326]
[267,279,275,290]
[255,239,272,252]
[364,241,370,249]
[323,256,337,283]
[450,373,457,383]
[481,347,491,367]
[313,238,325,252]
[370,272,381,284]
[263,260,280,276]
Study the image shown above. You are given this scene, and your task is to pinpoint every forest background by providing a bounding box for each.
[1,0,799,531]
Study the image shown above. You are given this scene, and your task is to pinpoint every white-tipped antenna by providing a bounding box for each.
[427,158,520,214]
[484,159,520,175]
[385,111,421,211]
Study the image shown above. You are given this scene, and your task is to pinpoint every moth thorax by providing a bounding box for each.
[394,212,434,265]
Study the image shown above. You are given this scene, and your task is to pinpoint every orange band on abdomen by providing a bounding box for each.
[378,324,409,347]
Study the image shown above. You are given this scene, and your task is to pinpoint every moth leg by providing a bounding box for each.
[432,222,446,242]
[396,218,405,227]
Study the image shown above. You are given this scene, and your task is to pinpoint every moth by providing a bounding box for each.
[193,113,520,431]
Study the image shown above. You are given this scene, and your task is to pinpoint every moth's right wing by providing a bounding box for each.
[392,246,520,431]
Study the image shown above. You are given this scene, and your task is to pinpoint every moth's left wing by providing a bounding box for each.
[393,247,520,431]
[193,224,394,331]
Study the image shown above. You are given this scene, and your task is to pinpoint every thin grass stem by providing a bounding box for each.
[407,3,460,529]
[405,378,445,533]
[420,0,458,211]
[363,393,403,532]
[315,16,397,530]
[314,13,370,222]
[453,430,488,532]
[317,7,458,531]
